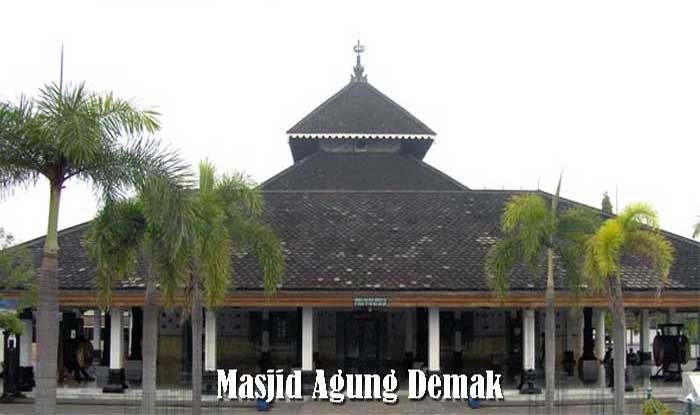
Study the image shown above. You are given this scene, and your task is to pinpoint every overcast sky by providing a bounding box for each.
[1,1,699,243]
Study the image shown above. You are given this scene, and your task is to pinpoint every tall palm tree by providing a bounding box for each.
[88,174,193,414]
[485,179,598,415]
[585,203,673,415]
[186,161,284,415]
[91,162,285,415]
[0,82,186,414]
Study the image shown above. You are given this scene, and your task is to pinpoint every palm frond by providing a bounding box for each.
[87,198,146,308]
[584,236,606,292]
[88,91,160,137]
[229,220,285,297]
[192,180,232,306]
[198,161,216,195]
[556,207,600,245]
[196,228,231,307]
[145,235,189,308]
[583,202,674,297]
[139,174,196,260]
[591,219,624,278]
[501,194,550,270]
[485,238,520,295]
[0,98,47,198]
[39,83,104,166]
[190,162,282,302]
[37,82,160,167]
[554,208,599,298]
[217,172,262,219]
[616,202,659,231]
[84,136,191,202]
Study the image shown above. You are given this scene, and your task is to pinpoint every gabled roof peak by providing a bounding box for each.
[287,77,435,137]
[286,42,435,161]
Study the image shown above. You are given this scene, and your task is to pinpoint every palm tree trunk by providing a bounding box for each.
[544,247,556,415]
[191,283,203,415]
[34,183,61,415]
[609,276,626,415]
[141,276,158,414]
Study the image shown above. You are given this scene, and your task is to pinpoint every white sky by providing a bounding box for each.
[1,1,699,243]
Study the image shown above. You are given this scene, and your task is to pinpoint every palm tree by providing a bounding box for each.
[0,82,186,414]
[88,175,193,413]
[584,203,673,415]
[186,161,284,415]
[90,162,285,415]
[485,178,598,415]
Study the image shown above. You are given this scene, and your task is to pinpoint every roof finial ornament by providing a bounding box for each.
[351,38,367,82]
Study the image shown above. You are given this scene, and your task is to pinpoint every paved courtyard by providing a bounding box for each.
[0,400,692,415]
[1,374,694,414]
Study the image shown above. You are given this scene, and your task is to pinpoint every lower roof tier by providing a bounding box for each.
[6,190,699,294]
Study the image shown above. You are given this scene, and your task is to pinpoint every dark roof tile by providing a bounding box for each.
[262,152,466,191]
[287,81,435,136]
[6,191,699,293]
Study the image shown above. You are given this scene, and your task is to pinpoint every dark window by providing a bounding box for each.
[270,312,289,345]
[440,311,455,349]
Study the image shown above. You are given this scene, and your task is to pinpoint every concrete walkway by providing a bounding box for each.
[0,400,692,415]
[5,380,688,406]
[1,376,693,415]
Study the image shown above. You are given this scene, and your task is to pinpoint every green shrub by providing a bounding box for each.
[643,397,675,415]
[0,311,23,336]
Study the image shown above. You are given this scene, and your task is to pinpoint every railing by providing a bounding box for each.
[680,398,700,415]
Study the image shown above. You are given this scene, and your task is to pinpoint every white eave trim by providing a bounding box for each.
[288,133,435,140]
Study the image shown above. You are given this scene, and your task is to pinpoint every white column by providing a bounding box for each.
[640,310,649,354]
[301,307,313,371]
[596,309,606,387]
[0,331,4,364]
[94,310,102,351]
[261,310,270,353]
[405,309,415,354]
[19,317,32,367]
[204,309,217,371]
[523,309,536,371]
[110,308,123,369]
[428,307,440,372]
[453,311,462,352]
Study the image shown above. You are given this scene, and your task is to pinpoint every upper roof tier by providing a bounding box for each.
[286,42,436,162]
[287,80,436,137]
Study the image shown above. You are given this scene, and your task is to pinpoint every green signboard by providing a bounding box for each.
[353,297,389,308]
